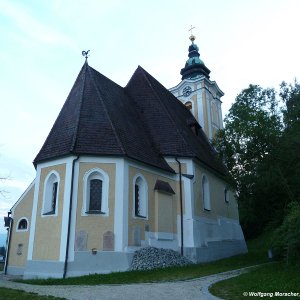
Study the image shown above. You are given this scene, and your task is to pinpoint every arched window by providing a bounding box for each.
[224,187,229,203]
[87,174,103,213]
[83,169,109,215]
[185,101,193,111]
[42,171,59,216]
[202,175,211,211]
[17,218,28,231]
[133,175,148,218]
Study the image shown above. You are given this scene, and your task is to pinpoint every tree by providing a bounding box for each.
[274,82,300,204]
[213,84,283,238]
[272,202,300,264]
[280,81,300,129]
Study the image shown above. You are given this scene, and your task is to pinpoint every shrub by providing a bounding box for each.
[272,202,300,264]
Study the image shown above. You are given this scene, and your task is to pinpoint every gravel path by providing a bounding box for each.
[0,266,254,300]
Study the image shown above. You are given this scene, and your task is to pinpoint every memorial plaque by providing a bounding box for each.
[103,231,114,251]
[75,230,88,251]
[133,226,141,246]
[17,243,23,255]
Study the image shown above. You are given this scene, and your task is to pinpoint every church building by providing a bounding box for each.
[4,34,247,279]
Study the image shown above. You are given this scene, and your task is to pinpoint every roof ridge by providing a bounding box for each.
[33,63,88,166]
[87,66,127,155]
[138,67,195,157]
[70,62,88,152]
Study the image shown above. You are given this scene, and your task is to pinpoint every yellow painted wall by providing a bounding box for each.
[191,93,198,122]
[8,184,34,267]
[193,162,239,220]
[33,164,66,260]
[211,102,219,127]
[127,166,179,246]
[75,162,116,251]
[202,89,209,136]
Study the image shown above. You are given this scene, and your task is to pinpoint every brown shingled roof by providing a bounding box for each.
[125,66,227,175]
[34,62,226,176]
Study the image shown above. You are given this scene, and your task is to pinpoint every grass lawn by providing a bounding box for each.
[0,287,65,300]
[209,230,300,299]
[19,233,271,286]
[0,262,66,299]
[209,262,300,300]
[12,228,299,300]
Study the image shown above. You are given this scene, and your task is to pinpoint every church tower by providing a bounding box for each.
[169,32,224,140]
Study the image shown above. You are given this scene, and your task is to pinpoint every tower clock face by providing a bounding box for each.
[183,86,192,97]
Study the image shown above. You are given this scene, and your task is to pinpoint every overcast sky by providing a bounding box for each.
[1,0,300,234]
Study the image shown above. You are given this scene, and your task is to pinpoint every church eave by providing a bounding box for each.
[33,151,174,174]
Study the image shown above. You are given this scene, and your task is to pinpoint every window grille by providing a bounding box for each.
[89,179,103,212]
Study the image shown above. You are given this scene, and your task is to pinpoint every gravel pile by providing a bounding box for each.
[130,247,193,271]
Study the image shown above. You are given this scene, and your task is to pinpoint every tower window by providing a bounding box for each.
[185,101,193,111]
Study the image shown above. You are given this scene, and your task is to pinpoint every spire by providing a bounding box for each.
[180,29,210,80]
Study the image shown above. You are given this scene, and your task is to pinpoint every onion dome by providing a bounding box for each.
[180,34,210,80]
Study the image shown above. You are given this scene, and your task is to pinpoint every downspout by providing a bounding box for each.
[175,158,184,256]
[63,156,79,279]
[4,213,13,275]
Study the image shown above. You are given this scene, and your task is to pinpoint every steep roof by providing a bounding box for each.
[34,62,226,176]
[125,66,226,175]
[34,62,173,173]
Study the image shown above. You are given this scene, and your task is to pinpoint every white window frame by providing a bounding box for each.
[202,174,211,211]
[133,174,148,219]
[42,171,60,217]
[82,168,109,216]
[16,217,29,232]
[224,187,229,203]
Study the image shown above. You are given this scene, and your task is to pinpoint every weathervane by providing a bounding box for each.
[82,50,90,60]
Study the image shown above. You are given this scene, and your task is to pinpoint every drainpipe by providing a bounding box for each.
[175,158,184,256]
[63,156,79,279]
[4,212,13,275]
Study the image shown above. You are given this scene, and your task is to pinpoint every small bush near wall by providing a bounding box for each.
[272,202,300,265]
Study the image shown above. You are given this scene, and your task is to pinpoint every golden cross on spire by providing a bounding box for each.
[188,25,196,42]
[189,25,195,35]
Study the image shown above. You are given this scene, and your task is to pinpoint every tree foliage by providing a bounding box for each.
[272,202,300,264]
[213,82,300,239]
